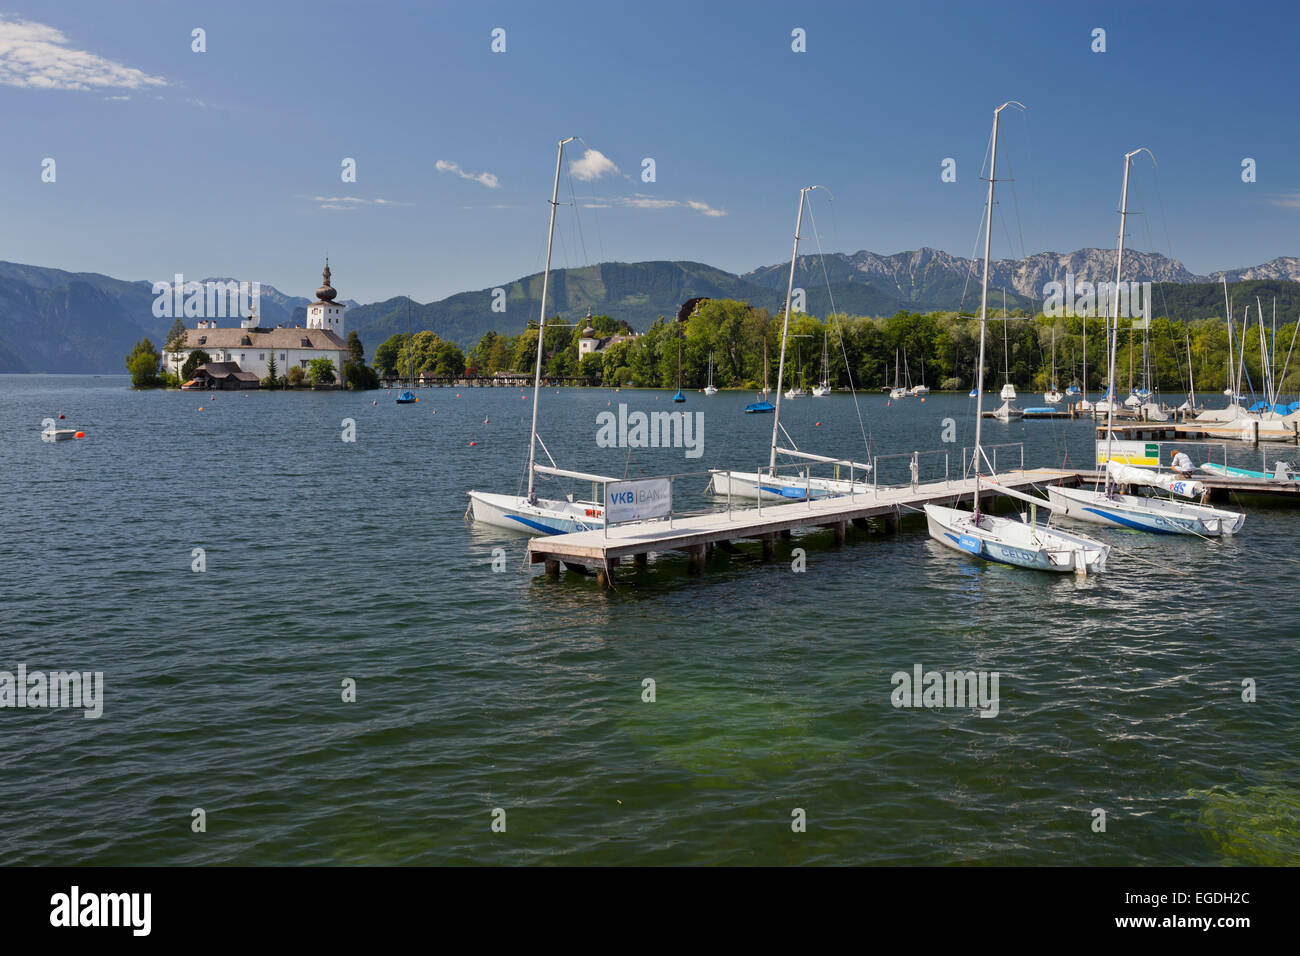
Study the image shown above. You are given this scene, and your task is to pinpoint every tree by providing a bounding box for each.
[347,330,366,365]
[287,365,306,387]
[373,334,403,378]
[579,351,603,382]
[344,358,379,390]
[433,341,466,376]
[263,350,280,388]
[125,338,162,388]
[307,357,336,386]
[181,349,211,381]
[162,319,188,376]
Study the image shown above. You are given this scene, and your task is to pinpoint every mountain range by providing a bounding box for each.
[1,250,1296,372]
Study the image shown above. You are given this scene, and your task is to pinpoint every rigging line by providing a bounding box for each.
[1000,121,1026,260]
[806,196,873,458]
[960,125,999,309]
[575,139,606,266]
[1113,547,1193,577]
[565,143,590,267]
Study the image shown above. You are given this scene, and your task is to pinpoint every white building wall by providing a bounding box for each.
[165,347,348,382]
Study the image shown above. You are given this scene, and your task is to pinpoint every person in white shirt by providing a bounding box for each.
[1170,449,1195,477]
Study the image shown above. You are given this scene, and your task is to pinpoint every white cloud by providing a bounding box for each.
[685,200,727,218]
[0,16,167,91]
[583,193,727,217]
[435,159,500,189]
[1267,192,1300,209]
[310,196,411,209]
[570,148,620,182]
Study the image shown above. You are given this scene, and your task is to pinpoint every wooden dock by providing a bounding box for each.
[527,467,1083,585]
[1096,421,1300,445]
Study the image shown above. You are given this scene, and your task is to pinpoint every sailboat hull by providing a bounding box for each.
[1200,462,1298,482]
[708,470,869,502]
[1045,485,1243,536]
[467,490,605,536]
[925,503,1108,573]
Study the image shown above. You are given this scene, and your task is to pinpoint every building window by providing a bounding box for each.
[259,353,265,360]
[280,353,286,360]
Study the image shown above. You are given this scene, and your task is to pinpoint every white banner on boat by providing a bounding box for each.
[1096,439,1159,468]
[605,477,671,524]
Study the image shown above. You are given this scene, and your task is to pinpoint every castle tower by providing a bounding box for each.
[305,258,346,338]
[578,308,599,357]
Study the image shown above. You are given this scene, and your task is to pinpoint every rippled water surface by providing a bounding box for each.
[1,375,1296,865]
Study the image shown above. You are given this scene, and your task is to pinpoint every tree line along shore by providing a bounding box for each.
[125,298,1300,395]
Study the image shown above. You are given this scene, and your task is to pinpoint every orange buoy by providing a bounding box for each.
[469,441,476,446]
[815,421,822,426]
[198,407,203,411]
[920,397,926,403]
[74,431,85,439]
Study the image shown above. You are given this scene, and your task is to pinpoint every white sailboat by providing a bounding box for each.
[910,357,929,396]
[1043,328,1063,403]
[711,186,873,501]
[993,293,1022,419]
[1046,148,1246,538]
[704,351,718,395]
[468,137,614,536]
[925,101,1109,574]
[784,339,806,399]
[812,331,832,396]
[889,350,907,400]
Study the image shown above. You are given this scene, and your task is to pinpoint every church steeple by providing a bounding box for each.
[316,258,337,303]
[306,258,347,337]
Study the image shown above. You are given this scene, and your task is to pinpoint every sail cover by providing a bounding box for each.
[1106,460,1203,498]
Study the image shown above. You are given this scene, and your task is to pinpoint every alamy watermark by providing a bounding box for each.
[596,403,704,459]
[1042,275,1151,323]
[0,664,103,718]
[151,274,261,320]
[891,664,999,718]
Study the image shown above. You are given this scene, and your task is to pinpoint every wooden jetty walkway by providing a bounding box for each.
[527,467,1082,585]
[1098,421,1300,444]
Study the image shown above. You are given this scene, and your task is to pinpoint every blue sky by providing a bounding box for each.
[0,0,1296,304]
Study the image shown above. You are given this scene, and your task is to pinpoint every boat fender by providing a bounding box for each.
[74,431,85,439]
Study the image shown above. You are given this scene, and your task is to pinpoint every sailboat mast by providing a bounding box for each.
[973,103,1020,476]
[1222,278,1234,402]
[1186,326,1195,408]
[527,136,575,498]
[1104,148,1146,494]
[770,185,815,474]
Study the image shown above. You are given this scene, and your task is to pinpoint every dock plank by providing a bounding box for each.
[527,468,1080,565]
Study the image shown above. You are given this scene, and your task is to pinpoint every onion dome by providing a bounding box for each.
[316,259,337,302]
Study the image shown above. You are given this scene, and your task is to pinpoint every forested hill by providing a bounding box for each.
[343,259,923,351]
[1,251,1297,372]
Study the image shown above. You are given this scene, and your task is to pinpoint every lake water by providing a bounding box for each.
[1,374,1296,865]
